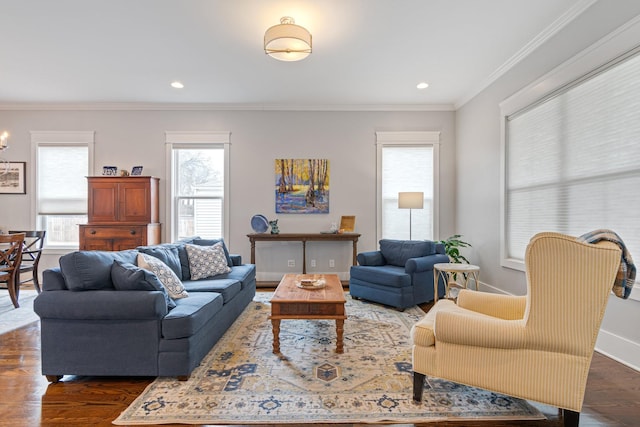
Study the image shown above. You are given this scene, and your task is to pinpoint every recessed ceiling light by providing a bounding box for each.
[171,81,184,89]
[417,82,429,89]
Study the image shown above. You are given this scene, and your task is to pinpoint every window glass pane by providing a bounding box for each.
[381,146,433,240]
[38,214,86,247]
[173,147,224,240]
[505,50,640,266]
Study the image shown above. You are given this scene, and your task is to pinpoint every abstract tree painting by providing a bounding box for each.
[275,159,329,213]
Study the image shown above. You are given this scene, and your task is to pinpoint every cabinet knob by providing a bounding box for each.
[130,230,136,235]
[90,230,96,235]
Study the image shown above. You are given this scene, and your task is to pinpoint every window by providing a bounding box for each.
[165,132,230,242]
[501,45,640,285]
[31,131,94,249]
[376,131,440,242]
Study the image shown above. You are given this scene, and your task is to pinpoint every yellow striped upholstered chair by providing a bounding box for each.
[411,232,622,427]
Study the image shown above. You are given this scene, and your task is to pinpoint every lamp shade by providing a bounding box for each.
[264,17,312,62]
[398,192,424,209]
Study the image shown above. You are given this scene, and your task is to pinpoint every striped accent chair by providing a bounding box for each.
[411,232,622,427]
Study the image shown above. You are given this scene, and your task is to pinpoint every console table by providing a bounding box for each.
[247,233,361,274]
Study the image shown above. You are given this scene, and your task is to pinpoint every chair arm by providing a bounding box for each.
[357,251,385,266]
[456,289,526,320]
[34,290,168,320]
[435,308,527,349]
[405,253,450,274]
[229,254,242,266]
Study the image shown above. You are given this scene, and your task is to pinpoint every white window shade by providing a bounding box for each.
[505,49,640,264]
[37,146,89,215]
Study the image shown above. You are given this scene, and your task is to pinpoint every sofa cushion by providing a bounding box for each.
[349,265,411,288]
[212,264,256,289]
[185,243,232,280]
[137,245,182,279]
[183,278,241,303]
[162,292,224,340]
[379,240,436,267]
[192,238,233,267]
[59,250,138,291]
[137,253,189,299]
[111,260,176,309]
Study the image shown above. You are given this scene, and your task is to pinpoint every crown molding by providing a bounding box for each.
[0,102,455,112]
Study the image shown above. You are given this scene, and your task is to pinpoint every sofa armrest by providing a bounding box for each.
[34,290,168,320]
[356,251,385,266]
[229,254,242,266]
[42,268,67,291]
[435,308,527,349]
[405,253,450,274]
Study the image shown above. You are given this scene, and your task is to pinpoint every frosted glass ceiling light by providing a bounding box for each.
[264,16,312,62]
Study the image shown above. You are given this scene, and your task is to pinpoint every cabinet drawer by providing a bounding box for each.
[82,226,145,238]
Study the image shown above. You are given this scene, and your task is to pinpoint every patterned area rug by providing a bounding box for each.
[114,293,543,425]
[0,289,39,335]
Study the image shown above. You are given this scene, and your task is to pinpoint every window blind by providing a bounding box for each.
[37,145,89,215]
[381,146,434,240]
[505,49,640,262]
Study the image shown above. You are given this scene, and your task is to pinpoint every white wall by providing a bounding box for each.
[456,0,640,370]
[0,108,456,280]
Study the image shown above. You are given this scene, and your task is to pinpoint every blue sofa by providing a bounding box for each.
[33,238,255,382]
[349,239,449,310]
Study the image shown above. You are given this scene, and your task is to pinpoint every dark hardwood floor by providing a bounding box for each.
[1,291,639,426]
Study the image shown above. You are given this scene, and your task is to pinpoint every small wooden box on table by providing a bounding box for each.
[270,274,347,354]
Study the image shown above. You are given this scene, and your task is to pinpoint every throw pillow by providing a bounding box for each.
[137,253,189,299]
[110,260,176,309]
[136,245,182,278]
[192,238,233,267]
[185,242,232,280]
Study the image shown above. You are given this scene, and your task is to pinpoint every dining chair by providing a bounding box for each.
[9,230,46,293]
[0,233,26,308]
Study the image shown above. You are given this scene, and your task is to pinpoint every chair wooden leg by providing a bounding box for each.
[33,270,42,293]
[412,371,426,402]
[8,274,20,308]
[563,409,580,427]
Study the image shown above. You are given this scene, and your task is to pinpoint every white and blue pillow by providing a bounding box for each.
[137,253,189,299]
[185,242,232,280]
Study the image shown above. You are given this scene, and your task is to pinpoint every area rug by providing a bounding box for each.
[0,289,39,335]
[114,293,543,425]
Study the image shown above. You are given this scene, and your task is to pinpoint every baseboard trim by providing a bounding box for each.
[595,329,640,372]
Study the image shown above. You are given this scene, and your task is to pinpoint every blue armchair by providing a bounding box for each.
[349,239,449,310]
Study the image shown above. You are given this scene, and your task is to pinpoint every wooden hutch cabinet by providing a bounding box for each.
[79,176,161,250]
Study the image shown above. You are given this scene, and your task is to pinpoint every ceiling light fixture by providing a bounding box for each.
[417,82,429,89]
[264,16,312,62]
[171,81,184,89]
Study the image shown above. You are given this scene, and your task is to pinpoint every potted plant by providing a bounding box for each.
[439,234,471,264]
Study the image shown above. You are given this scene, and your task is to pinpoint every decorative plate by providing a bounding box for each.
[251,214,269,233]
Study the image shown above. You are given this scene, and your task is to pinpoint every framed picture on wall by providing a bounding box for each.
[0,161,26,194]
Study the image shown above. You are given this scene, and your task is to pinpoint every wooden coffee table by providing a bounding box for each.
[270,274,347,354]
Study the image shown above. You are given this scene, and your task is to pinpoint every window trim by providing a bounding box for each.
[165,131,230,242]
[375,131,441,243]
[30,131,95,251]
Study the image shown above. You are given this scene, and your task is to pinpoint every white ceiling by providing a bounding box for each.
[1,0,589,109]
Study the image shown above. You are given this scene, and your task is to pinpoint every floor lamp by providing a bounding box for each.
[398,192,424,240]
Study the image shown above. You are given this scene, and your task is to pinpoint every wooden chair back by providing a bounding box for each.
[0,233,26,308]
